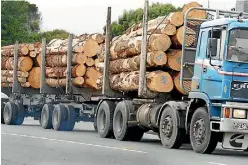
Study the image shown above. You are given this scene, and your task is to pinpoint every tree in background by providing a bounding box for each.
[1,1,41,45]
[41,29,70,43]
[105,3,181,38]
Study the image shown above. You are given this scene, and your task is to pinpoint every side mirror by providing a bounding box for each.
[208,38,218,57]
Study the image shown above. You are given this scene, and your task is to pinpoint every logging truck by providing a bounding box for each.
[1,4,248,154]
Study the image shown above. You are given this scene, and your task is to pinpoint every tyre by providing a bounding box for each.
[3,102,18,125]
[96,101,116,138]
[1,101,5,124]
[159,106,185,149]
[52,104,68,131]
[113,101,144,141]
[13,103,25,125]
[41,104,54,129]
[93,117,98,132]
[190,107,218,154]
[64,105,76,131]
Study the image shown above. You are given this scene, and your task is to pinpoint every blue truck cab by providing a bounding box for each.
[181,8,248,153]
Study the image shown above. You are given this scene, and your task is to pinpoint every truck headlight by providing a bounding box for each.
[233,109,247,119]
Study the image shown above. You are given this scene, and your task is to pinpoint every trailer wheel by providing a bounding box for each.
[113,101,143,141]
[3,102,18,125]
[97,101,115,138]
[190,107,218,154]
[13,103,25,125]
[65,105,76,131]
[93,117,98,132]
[52,104,68,131]
[159,106,185,149]
[41,104,54,129]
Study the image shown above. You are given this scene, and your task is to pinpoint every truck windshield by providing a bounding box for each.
[227,29,248,63]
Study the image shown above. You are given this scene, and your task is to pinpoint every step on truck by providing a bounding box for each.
[1,6,248,154]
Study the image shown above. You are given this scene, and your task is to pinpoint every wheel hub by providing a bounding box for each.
[162,116,173,139]
[193,118,206,145]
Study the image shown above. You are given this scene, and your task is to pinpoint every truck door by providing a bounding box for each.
[201,28,225,98]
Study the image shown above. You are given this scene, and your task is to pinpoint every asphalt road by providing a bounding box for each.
[2,118,248,165]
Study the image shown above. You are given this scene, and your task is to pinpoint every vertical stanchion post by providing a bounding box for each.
[66,34,73,95]
[40,38,46,93]
[12,41,20,93]
[138,0,149,97]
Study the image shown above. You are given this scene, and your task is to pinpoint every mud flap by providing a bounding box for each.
[222,133,248,150]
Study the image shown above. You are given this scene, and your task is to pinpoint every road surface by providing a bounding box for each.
[2,118,248,165]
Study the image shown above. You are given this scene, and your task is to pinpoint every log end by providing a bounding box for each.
[28,67,41,89]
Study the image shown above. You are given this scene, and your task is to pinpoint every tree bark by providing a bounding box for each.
[96,71,173,93]
[91,33,105,44]
[166,50,182,71]
[72,53,87,65]
[45,77,85,88]
[1,82,31,88]
[1,45,29,56]
[2,76,26,83]
[46,54,67,67]
[28,67,41,89]
[1,70,29,78]
[1,56,33,72]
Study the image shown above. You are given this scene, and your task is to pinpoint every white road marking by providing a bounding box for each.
[2,132,147,154]
[208,162,227,165]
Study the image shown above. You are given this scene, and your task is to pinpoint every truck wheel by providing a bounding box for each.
[113,101,144,141]
[3,102,18,125]
[52,104,68,131]
[93,117,98,132]
[159,106,185,149]
[41,104,54,129]
[97,101,115,138]
[190,107,218,154]
[1,101,5,124]
[13,103,25,125]
[65,105,76,131]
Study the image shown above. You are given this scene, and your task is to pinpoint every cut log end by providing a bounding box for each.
[182,2,207,19]
[149,34,171,52]
[83,39,100,57]
[28,67,41,89]
[91,33,105,44]
[167,50,182,71]
[168,12,184,27]
[86,58,95,66]
[72,77,85,87]
[147,51,167,66]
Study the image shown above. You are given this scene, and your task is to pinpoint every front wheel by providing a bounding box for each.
[190,107,218,154]
[3,102,18,125]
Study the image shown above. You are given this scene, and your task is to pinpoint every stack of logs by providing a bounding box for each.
[1,43,41,88]
[95,1,206,96]
[1,33,104,89]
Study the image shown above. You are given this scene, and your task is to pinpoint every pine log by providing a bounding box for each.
[173,72,184,94]
[46,78,66,87]
[84,67,102,89]
[172,26,195,48]
[83,39,100,57]
[86,58,95,66]
[182,2,207,19]
[94,58,100,67]
[28,67,41,89]
[29,51,37,58]
[72,53,87,65]
[111,34,171,60]
[35,47,40,55]
[1,82,31,88]
[46,67,67,78]
[96,71,173,93]
[91,33,105,44]
[35,53,41,67]
[46,55,67,67]
[1,70,29,78]
[73,64,86,77]
[28,44,35,51]
[2,76,26,83]
[1,56,33,72]
[1,45,29,56]
[167,12,184,27]
[166,50,182,71]
[107,51,167,74]
[72,77,85,87]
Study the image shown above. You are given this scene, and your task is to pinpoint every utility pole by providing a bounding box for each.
[138,0,149,97]
[208,0,210,8]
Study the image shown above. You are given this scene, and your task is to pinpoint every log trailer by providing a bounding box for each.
[1,5,248,154]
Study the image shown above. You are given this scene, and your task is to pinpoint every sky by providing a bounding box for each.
[28,0,237,35]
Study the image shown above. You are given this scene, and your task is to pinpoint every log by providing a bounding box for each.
[46,54,67,67]
[166,50,182,71]
[107,51,167,74]
[96,71,173,93]
[46,67,67,78]
[28,44,35,51]
[46,78,66,87]
[111,34,171,60]
[167,12,184,27]
[84,67,102,89]
[94,58,100,67]
[85,58,95,66]
[29,51,37,58]
[73,64,86,77]
[72,77,85,87]
[91,33,105,44]
[28,67,41,89]
[72,53,87,65]
[1,70,29,78]
[1,45,29,56]
[182,2,207,19]
[1,82,31,88]
[20,45,29,56]
[83,39,100,57]
[173,72,184,95]
[1,77,26,83]
[171,26,195,48]
[1,56,33,72]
